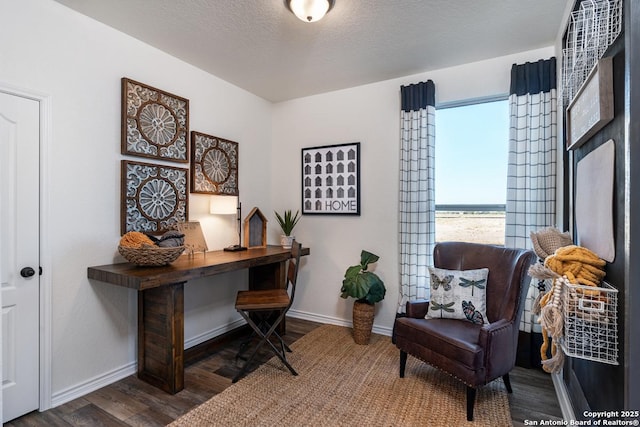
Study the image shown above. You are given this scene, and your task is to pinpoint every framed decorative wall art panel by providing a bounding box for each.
[301,142,360,215]
[190,131,239,195]
[121,160,189,235]
[121,78,189,162]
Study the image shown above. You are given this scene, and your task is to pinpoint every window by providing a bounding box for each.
[435,99,508,245]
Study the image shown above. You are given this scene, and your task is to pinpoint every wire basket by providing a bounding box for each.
[560,280,618,365]
[560,0,623,106]
[118,244,185,267]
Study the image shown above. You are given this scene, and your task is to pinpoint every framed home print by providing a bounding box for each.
[121,160,189,235]
[301,142,360,215]
[190,131,239,195]
[121,77,189,162]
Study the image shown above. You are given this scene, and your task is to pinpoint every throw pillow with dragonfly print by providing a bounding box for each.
[427,267,489,325]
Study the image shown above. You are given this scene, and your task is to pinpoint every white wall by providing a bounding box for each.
[1,0,273,405]
[272,46,555,333]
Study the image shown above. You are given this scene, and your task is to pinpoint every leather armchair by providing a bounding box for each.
[393,242,535,421]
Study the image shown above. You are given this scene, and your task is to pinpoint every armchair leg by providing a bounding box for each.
[466,386,476,421]
[502,373,513,393]
[399,350,407,378]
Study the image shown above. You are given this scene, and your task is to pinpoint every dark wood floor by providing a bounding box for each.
[5,318,563,426]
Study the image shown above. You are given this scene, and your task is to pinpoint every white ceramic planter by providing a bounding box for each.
[280,235,294,249]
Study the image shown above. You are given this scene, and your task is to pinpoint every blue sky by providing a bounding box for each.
[435,99,509,205]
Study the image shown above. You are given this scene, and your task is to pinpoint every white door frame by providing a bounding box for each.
[0,82,53,412]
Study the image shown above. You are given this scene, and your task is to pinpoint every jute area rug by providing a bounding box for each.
[170,324,512,427]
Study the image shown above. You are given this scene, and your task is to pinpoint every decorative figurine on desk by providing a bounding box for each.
[175,221,208,256]
[244,207,268,249]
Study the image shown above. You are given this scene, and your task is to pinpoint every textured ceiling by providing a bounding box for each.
[53,0,570,102]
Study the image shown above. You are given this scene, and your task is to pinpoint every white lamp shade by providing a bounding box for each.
[288,0,331,22]
[210,195,238,215]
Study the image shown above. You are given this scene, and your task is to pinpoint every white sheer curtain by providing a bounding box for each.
[397,80,436,314]
[504,58,558,359]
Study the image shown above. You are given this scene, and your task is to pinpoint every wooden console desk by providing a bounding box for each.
[87,245,309,394]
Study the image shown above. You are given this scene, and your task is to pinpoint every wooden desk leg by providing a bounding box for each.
[248,260,287,333]
[137,282,185,394]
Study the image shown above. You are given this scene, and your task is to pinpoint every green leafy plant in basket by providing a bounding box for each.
[341,250,385,344]
[340,250,386,304]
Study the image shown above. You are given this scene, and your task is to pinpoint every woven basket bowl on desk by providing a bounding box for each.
[118,244,185,267]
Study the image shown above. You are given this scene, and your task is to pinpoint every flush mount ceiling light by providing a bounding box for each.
[286,0,335,23]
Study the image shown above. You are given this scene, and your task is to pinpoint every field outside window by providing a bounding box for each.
[435,99,508,245]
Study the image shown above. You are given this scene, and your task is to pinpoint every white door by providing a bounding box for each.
[0,92,40,422]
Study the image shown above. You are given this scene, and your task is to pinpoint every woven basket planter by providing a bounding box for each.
[118,245,185,267]
[352,300,375,345]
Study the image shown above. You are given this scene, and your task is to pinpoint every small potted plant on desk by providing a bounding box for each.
[275,209,300,249]
[340,250,386,345]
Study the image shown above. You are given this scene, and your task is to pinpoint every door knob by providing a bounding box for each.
[20,267,35,278]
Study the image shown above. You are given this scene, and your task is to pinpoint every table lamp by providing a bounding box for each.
[210,195,247,251]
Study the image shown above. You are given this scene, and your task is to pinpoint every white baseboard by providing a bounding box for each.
[51,361,137,408]
[184,318,246,349]
[552,370,576,421]
[288,309,393,337]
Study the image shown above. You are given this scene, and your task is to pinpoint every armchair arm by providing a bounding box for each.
[479,319,517,380]
[405,299,430,318]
